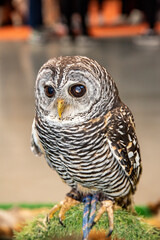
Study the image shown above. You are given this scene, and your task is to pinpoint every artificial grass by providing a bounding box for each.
[14,204,160,240]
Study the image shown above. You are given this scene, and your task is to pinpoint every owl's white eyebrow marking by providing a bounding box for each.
[57,67,67,87]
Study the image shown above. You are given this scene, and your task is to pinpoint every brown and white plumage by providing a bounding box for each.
[31,56,142,237]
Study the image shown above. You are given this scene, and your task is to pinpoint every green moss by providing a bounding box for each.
[14,204,160,240]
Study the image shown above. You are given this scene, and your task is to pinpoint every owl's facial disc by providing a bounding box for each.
[36,57,118,123]
[36,67,101,122]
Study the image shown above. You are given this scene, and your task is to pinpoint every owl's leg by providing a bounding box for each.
[82,194,98,240]
[92,200,114,237]
[47,190,80,226]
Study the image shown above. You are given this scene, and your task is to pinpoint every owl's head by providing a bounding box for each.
[35,56,119,124]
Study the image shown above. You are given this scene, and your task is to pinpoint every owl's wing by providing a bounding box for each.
[105,105,142,191]
[31,118,44,156]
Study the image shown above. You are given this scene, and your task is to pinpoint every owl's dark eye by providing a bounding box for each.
[44,85,55,98]
[69,84,86,98]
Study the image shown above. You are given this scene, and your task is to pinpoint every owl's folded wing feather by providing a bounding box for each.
[105,105,142,191]
[31,118,44,156]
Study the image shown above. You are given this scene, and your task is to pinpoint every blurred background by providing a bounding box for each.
[0,0,160,207]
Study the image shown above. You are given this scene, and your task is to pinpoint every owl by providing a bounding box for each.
[31,56,142,238]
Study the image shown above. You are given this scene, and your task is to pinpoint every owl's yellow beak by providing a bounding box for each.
[57,99,65,119]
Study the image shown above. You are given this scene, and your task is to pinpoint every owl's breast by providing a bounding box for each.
[36,116,134,199]
[36,117,111,187]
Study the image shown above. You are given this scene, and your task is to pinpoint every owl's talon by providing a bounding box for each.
[90,220,96,229]
[59,217,66,228]
[47,203,62,222]
[46,214,55,225]
[46,215,50,224]
[92,200,114,237]
[46,195,80,228]
[106,228,113,238]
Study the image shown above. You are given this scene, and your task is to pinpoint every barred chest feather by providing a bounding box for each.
[36,117,108,186]
[35,112,135,200]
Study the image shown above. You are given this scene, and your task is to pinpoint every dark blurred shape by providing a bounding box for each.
[97,0,105,11]
[112,0,143,25]
[0,0,13,26]
[28,0,50,43]
[0,0,27,26]
[122,0,159,33]
[59,0,90,39]
[28,0,43,30]
[141,0,158,34]
[121,0,137,16]
[148,199,160,215]
[133,0,160,46]
[97,0,105,25]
